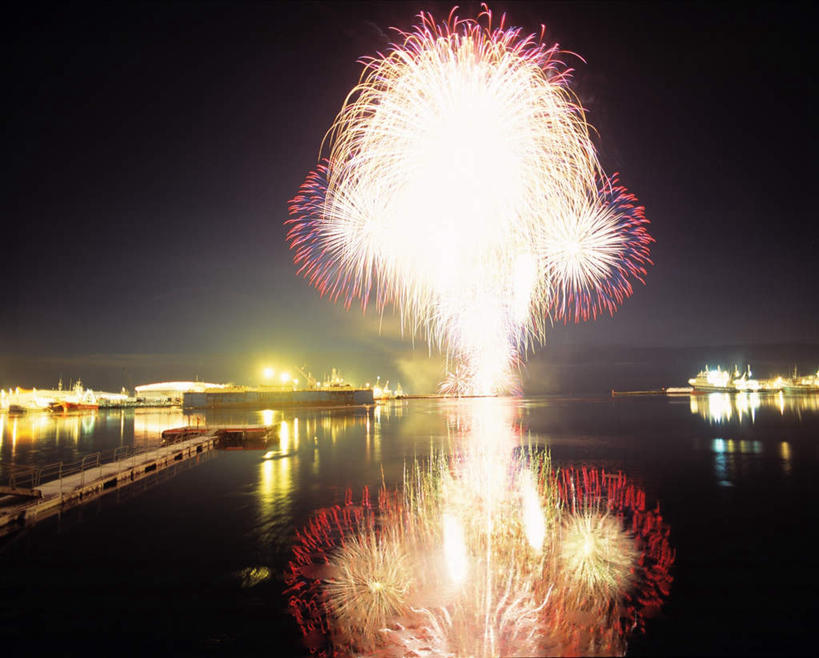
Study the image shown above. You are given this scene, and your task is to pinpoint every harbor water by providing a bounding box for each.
[1,394,818,655]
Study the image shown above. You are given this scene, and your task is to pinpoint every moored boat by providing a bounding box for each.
[47,380,98,413]
[783,369,819,393]
[215,425,275,450]
[161,426,212,444]
[688,366,734,392]
[689,365,760,393]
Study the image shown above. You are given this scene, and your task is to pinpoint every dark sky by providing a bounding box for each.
[2,1,817,391]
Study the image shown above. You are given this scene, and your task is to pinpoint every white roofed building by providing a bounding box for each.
[134,381,228,404]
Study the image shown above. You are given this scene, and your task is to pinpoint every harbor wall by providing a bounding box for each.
[183,388,374,409]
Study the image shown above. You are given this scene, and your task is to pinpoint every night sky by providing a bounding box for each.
[3,1,817,392]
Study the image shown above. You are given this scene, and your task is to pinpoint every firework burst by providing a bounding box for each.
[287,7,652,394]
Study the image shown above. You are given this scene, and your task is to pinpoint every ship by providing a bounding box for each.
[48,380,99,413]
[688,365,761,393]
[783,368,819,393]
[688,365,734,392]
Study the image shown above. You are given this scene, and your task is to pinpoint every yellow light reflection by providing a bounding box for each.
[280,421,290,452]
[261,409,275,426]
[257,449,295,519]
[134,408,189,443]
[780,441,792,476]
[261,459,275,494]
[689,390,819,424]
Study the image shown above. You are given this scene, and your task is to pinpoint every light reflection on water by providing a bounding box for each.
[2,395,817,497]
[0,407,204,470]
[0,399,815,655]
[695,392,814,484]
[258,452,294,520]
[690,391,819,423]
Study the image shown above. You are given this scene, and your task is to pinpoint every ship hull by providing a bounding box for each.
[49,402,99,413]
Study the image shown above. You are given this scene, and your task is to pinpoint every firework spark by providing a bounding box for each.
[557,511,639,606]
[287,7,652,394]
[324,528,413,650]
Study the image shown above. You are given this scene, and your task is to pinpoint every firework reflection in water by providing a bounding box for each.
[286,401,674,656]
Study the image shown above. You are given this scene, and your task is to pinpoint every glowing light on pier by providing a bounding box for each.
[287,7,652,394]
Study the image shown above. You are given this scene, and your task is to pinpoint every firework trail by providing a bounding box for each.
[287,7,653,394]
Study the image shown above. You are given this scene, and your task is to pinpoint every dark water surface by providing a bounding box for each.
[1,395,818,655]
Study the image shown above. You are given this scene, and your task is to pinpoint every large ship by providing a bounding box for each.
[48,380,99,413]
[688,365,761,393]
[783,368,819,393]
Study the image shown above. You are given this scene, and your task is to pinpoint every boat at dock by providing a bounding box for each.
[160,426,213,444]
[689,365,762,393]
[689,366,737,392]
[48,382,99,413]
[161,424,276,449]
[783,368,819,393]
[687,364,819,394]
[214,425,276,450]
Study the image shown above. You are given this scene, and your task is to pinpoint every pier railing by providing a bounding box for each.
[0,438,209,494]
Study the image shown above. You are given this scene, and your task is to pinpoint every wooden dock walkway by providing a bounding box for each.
[0,433,217,536]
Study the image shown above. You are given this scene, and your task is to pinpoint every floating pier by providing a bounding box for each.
[0,433,217,536]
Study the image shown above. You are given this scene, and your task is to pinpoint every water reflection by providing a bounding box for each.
[258,453,294,519]
[0,408,206,468]
[285,396,674,657]
[710,437,764,486]
[690,392,819,423]
[780,441,792,476]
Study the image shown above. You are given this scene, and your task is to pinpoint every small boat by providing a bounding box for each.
[160,426,212,444]
[215,425,275,450]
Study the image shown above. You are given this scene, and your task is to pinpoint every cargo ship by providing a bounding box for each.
[182,386,374,409]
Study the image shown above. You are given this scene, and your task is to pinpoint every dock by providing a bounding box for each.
[0,433,217,537]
